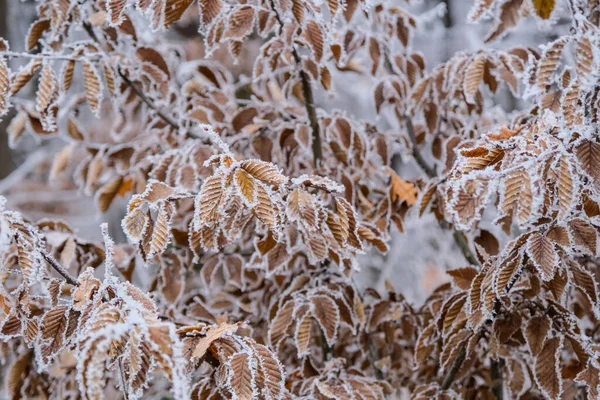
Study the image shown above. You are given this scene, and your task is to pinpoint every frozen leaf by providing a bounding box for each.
[525,315,551,356]
[240,160,287,187]
[537,38,567,88]
[463,55,485,103]
[150,201,174,257]
[303,21,324,63]
[36,63,58,113]
[294,312,311,357]
[527,233,557,281]
[225,5,255,40]
[569,218,597,255]
[310,295,339,346]
[195,175,224,227]
[83,61,103,117]
[11,59,42,96]
[534,337,563,400]
[26,19,50,50]
[228,353,255,400]
[192,323,239,358]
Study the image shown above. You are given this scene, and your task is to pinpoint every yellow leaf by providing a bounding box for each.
[386,168,417,206]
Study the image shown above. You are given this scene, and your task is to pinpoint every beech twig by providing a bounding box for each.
[268,0,322,168]
[41,250,79,286]
[440,345,466,390]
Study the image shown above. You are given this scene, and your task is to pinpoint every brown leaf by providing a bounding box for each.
[107,0,127,25]
[294,312,312,357]
[303,21,324,63]
[36,63,58,112]
[534,337,563,400]
[40,306,69,362]
[447,267,478,290]
[199,0,222,26]
[164,0,195,28]
[525,315,551,356]
[576,140,600,189]
[537,38,567,88]
[229,353,254,400]
[73,269,101,311]
[575,362,600,400]
[97,175,124,212]
[195,175,225,226]
[192,322,239,358]
[292,0,304,24]
[253,182,278,231]
[269,301,294,348]
[150,202,174,257]
[26,19,50,50]
[485,0,524,43]
[240,160,286,186]
[387,168,417,205]
[501,168,532,225]
[225,5,255,40]
[463,55,485,103]
[576,35,593,80]
[569,218,597,255]
[83,61,102,117]
[11,59,42,96]
[527,233,557,281]
[234,168,256,204]
[310,295,339,346]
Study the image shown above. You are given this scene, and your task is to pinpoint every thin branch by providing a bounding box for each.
[404,114,437,178]
[402,113,480,267]
[0,50,100,62]
[452,230,480,267]
[268,0,322,168]
[440,344,466,390]
[81,22,184,135]
[116,68,180,130]
[41,250,79,286]
[490,358,504,400]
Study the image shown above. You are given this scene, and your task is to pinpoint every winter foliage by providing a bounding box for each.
[1,0,600,399]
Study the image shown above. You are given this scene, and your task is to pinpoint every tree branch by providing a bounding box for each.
[116,68,180,130]
[404,114,437,178]
[402,113,480,267]
[490,358,504,400]
[81,22,183,135]
[441,344,466,390]
[41,250,79,286]
[268,0,322,168]
[0,51,100,62]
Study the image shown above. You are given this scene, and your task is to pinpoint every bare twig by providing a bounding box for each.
[441,345,466,390]
[490,358,504,400]
[41,250,79,286]
[0,50,101,62]
[116,68,180,130]
[403,113,480,267]
[81,22,185,135]
[452,230,480,267]
[268,0,322,168]
[404,114,437,178]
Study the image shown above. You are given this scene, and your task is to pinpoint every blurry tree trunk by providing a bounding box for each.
[0,0,14,179]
